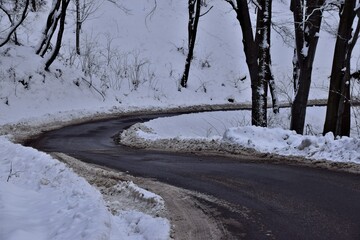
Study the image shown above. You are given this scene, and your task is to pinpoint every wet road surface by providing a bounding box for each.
[26,113,360,240]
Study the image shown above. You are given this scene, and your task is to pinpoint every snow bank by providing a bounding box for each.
[121,111,360,165]
[223,127,360,163]
[0,136,170,240]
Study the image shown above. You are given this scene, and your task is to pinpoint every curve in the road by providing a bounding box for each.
[26,113,360,240]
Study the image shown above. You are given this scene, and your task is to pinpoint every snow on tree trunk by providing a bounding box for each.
[226,0,278,126]
[255,0,278,126]
[324,0,358,137]
[45,0,70,71]
[290,0,325,134]
[36,0,62,56]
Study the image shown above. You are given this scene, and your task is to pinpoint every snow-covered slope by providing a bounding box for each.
[0,0,359,239]
[0,136,169,240]
[1,0,347,125]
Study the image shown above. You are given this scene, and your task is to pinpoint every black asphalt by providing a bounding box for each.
[26,113,360,240]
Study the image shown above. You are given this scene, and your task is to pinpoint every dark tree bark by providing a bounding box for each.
[255,0,277,126]
[290,0,325,134]
[0,0,29,47]
[76,0,81,54]
[45,0,70,71]
[31,0,36,11]
[324,0,359,137]
[180,0,201,88]
[225,0,279,127]
[36,0,62,56]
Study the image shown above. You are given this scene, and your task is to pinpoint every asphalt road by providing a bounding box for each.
[26,113,360,240]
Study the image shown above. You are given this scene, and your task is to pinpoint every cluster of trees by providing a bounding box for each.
[0,0,100,69]
[180,0,360,137]
[0,0,359,137]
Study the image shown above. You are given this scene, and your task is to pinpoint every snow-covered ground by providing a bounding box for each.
[120,109,360,164]
[0,0,360,239]
[0,136,170,240]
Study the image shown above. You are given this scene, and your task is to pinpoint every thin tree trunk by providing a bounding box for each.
[45,0,70,71]
[76,0,81,55]
[31,0,36,11]
[290,0,325,134]
[292,48,299,96]
[269,77,279,113]
[36,0,62,55]
[180,0,201,88]
[0,0,29,48]
[39,12,62,57]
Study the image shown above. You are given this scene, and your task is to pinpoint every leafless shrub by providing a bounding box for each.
[276,76,294,104]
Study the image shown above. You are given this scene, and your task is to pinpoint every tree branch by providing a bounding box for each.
[199,5,213,17]
[0,0,30,48]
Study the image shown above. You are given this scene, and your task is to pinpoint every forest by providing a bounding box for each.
[1,0,360,137]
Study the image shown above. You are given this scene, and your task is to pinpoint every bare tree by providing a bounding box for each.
[225,0,279,127]
[256,0,279,125]
[323,0,360,137]
[36,0,62,56]
[44,0,70,71]
[290,0,325,134]
[0,0,30,47]
[74,0,103,54]
[180,0,202,88]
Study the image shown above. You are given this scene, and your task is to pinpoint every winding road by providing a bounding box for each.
[26,112,360,240]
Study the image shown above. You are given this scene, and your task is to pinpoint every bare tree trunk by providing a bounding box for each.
[324,0,358,137]
[36,0,62,55]
[290,0,325,134]
[269,78,279,113]
[31,0,36,11]
[39,13,62,57]
[0,0,29,48]
[335,15,360,136]
[180,0,201,88]
[255,0,277,126]
[292,48,299,97]
[76,0,81,54]
[225,0,278,126]
[234,0,260,126]
[45,0,70,71]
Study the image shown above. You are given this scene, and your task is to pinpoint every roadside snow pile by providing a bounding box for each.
[120,111,360,165]
[223,127,360,163]
[103,180,166,217]
[0,136,170,240]
[133,111,252,140]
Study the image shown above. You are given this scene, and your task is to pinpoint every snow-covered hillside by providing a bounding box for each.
[0,0,359,239]
[2,0,349,125]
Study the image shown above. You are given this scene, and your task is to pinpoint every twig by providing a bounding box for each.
[199,5,213,17]
[145,0,157,30]
[7,162,13,182]
[81,77,105,101]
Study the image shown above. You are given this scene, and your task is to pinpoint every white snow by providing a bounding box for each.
[223,127,360,163]
[0,0,359,239]
[122,108,360,164]
[0,136,169,240]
